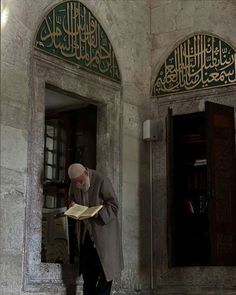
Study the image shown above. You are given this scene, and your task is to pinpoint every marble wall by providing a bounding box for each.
[1,0,236,294]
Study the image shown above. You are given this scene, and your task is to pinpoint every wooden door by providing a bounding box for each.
[206,101,236,265]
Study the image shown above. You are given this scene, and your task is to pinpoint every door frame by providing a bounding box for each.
[23,51,122,292]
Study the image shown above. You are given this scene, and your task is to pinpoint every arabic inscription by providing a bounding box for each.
[153,34,236,96]
[35,1,120,82]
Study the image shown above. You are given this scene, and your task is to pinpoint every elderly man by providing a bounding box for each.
[68,163,123,295]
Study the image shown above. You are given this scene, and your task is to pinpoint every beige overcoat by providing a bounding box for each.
[68,169,124,282]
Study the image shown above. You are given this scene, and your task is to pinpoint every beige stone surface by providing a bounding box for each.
[1,126,28,172]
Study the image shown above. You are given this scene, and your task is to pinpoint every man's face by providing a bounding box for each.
[72,172,90,192]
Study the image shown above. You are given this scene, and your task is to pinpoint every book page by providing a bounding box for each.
[64,204,88,218]
[79,205,103,220]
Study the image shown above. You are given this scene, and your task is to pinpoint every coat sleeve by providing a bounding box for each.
[98,177,119,225]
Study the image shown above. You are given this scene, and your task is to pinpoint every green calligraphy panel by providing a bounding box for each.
[35,1,121,82]
[153,34,236,97]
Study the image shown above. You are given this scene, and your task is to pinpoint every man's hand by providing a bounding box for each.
[69,201,75,208]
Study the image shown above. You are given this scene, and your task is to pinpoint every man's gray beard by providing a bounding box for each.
[81,175,90,192]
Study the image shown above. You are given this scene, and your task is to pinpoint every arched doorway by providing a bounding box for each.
[24,1,122,292]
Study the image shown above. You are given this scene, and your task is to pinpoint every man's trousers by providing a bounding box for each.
[80,231,112,295]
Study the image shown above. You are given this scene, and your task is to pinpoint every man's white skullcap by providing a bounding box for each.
[68,163,86,179]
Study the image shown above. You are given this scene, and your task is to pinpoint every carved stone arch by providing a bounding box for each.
[152,32,236,97]
[34,0,121,83]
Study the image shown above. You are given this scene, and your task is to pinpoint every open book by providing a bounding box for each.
[64,204,103,220]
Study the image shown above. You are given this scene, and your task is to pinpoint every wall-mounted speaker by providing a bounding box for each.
[143,120,162,141]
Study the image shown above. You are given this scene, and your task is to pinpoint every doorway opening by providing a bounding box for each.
[41,87,97,264]
[168,101,236,267]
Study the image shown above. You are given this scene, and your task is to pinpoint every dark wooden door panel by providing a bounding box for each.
[206,101,236,265]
